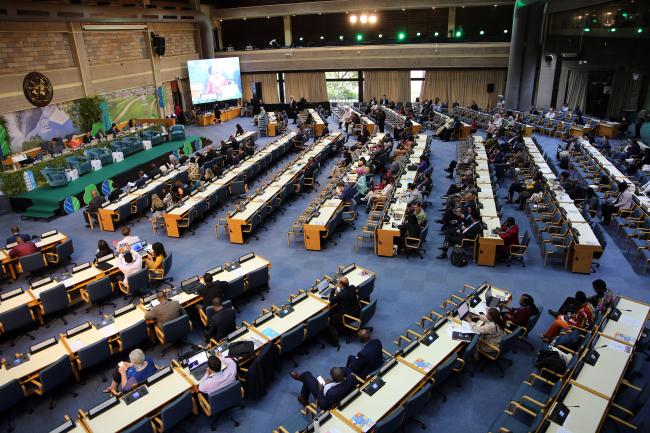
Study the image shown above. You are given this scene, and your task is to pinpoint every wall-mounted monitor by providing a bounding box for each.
[188,57,242,104]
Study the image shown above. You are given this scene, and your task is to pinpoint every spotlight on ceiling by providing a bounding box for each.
[349,15,357,24]
[360,15,368,24]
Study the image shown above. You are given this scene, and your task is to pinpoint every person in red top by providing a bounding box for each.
[496,217,519,259]
[501,294,539,327]
[8,236,38,258]
[541,291,595,341]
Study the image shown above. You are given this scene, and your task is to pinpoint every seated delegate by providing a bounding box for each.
[501,294,539,328]
[144,290,182,325]
[289,367,355,409]
[206,298,236,341]
[6,225,31,245]
[198,272,227,307]
[8,236,38,258]
[197,353,237,394]
[542,291,595,341]
[104,348,156,394]
[343,329,383,378]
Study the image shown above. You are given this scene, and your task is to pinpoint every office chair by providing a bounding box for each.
[373,406,405,433]
[246,266,269,300]
[0,379,24,432]
[119,269,151,303]
[83,276,116,314]
[76,338,111,383]
[121,418,155,433]
[488,408,544,433]
[509,306,542,351]
[431,353,464,402]
[1,304,36,347]
[403,382,432,430]
[27,355,77,410]
[479,328,523,378]
[200,381,245,431]
[39,283,72,328]
[304,310,329,351]
[44,239,76,271]
[156,312,196,357]
[118,320,149,353]
[277,325,305,368]
[223,276,245,311]
[19,252,48,283]
[152,391,193,432]
[149,253,173,289]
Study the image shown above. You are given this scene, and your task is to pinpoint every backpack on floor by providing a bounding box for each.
[450,247,468,267]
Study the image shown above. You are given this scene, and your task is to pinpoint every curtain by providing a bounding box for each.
[565,70,588,113]
[420,70,506,110]
[284,72,328,102]
[242,73,280,104]
[364,71,410,103]
[607,69,643,118]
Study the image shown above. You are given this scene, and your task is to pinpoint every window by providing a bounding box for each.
[410,70,425,102]
[326,71,360,103]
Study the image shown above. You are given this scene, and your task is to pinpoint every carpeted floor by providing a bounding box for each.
[0,116,648,433]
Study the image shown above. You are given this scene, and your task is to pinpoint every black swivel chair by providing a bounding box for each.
[480,328,523,378]
[156,311,195,357]
[83,276,116,314]
[402,382,432,430]
[246,266,269,300]
[118,320,149,353]
[119,269,151,303]
[44,239,76,271]
[39,283,72,327]
[76,338,111,382]
[0,304,36,346]
[304,310,329,350]
[122,418,155,433]
[19,252,48,283]
[431,353,463,402]
[202,381,245,431]
[373,406,405,433]
[277,325,305,367]
[27,355,77,410]
[0,379,24,432]
[153,391,193,432]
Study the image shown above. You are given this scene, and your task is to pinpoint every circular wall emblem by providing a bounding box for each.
[23,72,53,107]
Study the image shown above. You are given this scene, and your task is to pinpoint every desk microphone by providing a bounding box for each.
[593,344,608,351]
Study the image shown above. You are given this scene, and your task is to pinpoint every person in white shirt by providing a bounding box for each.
[198,353,237,394]
[114,227,141,250]
[362,179,394,211]
[117,249,142,288]
[401,183,423,207]
[487,113,503,134]
[544,108,556,119]
[602,182,634,224]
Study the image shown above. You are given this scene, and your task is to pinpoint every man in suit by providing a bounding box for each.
[83,190,106,228]
[380,94,389,105]
[198,273,227,307]
[437,213,482,259]
[6,225,31,245]
[289,96,298,124]
[206,298,236,341]
[144,291,181,325]
[290,367,354,409]
[328,277,360,345]
[345,329,383,378]
[377,108,386,133]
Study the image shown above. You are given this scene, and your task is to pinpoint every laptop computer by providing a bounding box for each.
[131,241,148,256]
[95,254,115,271]
[315,279,332,297]
[484,287,500,308]
[181,276,201,294]
[456,302,470,321]
[187,351,210,380]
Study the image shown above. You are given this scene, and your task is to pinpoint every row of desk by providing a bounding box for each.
[576,138,650,212]
[0,252,272,404]
[197,106,241,127]
[536,296,648,433]
[470,135,505,266]
[314,283,511,433]
[430,109,472,139]
[302,133,387,251]
[306,109,326,137]
[99,131,258,233]
[375,135,430,256]
[381,106,421,135]
[163,132,294,237]
[335,105,377,135]
[0,231,69,281]
[226,132,342,244]
[523,137,603,273]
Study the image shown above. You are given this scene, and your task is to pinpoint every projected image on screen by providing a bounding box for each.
[188,57,242,104]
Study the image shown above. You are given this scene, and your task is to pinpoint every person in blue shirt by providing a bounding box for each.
[6,225,31,245]
[104,348,157,393]
[336,181,357,209]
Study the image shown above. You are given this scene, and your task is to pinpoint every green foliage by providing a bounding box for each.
[326,81,358,102]
[66,96,104,132]
[22,134,44,152]
[0,116,11,158]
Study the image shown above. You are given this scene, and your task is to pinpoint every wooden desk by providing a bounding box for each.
[303,199,344,251]
[227,133,340,244]
[601,297,650,344]
[80,368,194,433]
[198,113,215,127]
[307,109,325,137]
[1,232,68,279]
[0,340,69,389]
[220,106,241,122]
[316,414,359,433]
[253,294,329,338]
[1,147,43,170]
[522,125,534,137]
[543,382,609,433]
[399,321,462,375]
[596,121,620,138]
[336,359,425,430]
[570,125,591,137]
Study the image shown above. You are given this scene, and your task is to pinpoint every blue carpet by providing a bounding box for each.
[1,118,648,433]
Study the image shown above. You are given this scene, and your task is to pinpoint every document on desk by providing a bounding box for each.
[449,321,477,335]
[99,324,118,338]
[614,332,634,344]
[413,358,434,372]
[350,412,375,432]
[608,341,633,354]
[68,338,85,352]
[261,328,280,339]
